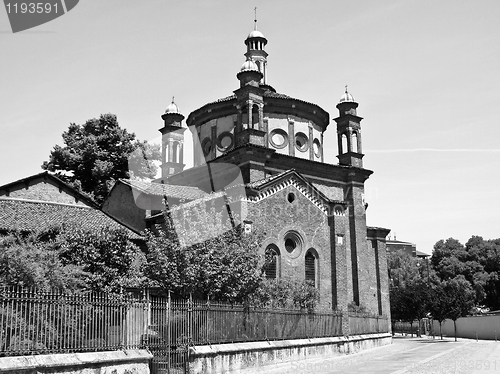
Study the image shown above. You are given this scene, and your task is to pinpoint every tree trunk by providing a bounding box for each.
[439,321,443,340]
[410,321,413,337]
[454,319,457,342]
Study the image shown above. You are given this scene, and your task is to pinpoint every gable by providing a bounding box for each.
[247,170,346,216]
[0,172,94,207]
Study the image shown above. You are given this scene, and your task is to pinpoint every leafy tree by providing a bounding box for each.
[432,237,499,308]
[249,278,320,312]
[442,276,475,341]
[427,278,448,339]
[0,230,86,291]
[465,236,500,310]
[57,225,146,293]
[42,114,160,204]
[144,226,266,302]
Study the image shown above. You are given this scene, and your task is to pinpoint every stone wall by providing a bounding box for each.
[0,350,152,374]
[0,176,88,206]
[188,333,392,374]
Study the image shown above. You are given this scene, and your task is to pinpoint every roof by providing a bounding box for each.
[0,171,97,208]
[119,179,208,201]
[386,239,416,246]
[0,197,141,239]
[204,89,321,108]
[416,250,430,258]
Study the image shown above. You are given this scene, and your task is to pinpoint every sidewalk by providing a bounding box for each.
[254,336,500,374]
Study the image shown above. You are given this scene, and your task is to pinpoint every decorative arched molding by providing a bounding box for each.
[245,176,330,215]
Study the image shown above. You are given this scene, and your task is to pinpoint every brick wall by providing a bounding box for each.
[0,177,87,206]
[248,185,335,310]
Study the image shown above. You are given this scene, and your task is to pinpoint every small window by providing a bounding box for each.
[285,238,296,253]
[287,192,295,203]
[202,138,212,156]
[264,245,279,279]
[269,129,288,149]
[337,235,344,245]
[295,132,309,152]
[305,252,316,284]
[284,231,303,258]
[313,138,321,158]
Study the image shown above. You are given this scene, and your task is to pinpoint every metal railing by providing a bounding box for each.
[0,287,396,358]
[151,298,344,345]
[348,313,389,335]
[0,287,147,356]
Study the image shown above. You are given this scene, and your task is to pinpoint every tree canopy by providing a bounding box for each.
[42,114,160,204]
[0,226,145,293]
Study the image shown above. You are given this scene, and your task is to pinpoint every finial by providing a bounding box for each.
[345,85,348,93]
[254,7,257,30]
[172,96,175,103]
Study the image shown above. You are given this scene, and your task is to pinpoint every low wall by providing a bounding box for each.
[188,333,392,374]
[0,349,152,374]
[433,315,500,340]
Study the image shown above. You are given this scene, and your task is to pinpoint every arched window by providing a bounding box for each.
[172,142,179,163]
[341,134,348,154]
[305,250,318,286]
[264,245,280,279]
[351,132,358,153]
[252,104,259,129]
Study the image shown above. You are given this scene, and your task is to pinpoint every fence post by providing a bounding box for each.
[168,290,171,374]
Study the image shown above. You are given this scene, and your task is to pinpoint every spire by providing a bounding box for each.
[244,12,268,85]
[254,7,257,30]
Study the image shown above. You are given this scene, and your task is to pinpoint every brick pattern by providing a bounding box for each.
[1,179,87,206]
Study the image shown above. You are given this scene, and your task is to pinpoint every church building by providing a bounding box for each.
[103,24,391,318]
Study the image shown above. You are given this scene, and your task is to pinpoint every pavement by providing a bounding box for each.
[259,335,500,374]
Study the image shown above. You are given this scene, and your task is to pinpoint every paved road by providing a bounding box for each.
[261,336,500,374]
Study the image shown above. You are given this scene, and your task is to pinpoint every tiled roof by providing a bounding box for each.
[206,90,305,107]
[0,198,141,239]
[119,179,208,201]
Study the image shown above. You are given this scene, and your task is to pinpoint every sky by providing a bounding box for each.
[1,0,499,255]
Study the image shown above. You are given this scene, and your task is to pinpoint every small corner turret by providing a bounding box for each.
[159,97,186,179]
[334,87,364,168]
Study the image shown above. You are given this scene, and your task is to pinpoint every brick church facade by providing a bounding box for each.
[103,26,391,318]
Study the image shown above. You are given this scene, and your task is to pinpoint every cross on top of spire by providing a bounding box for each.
[254,7,257,30]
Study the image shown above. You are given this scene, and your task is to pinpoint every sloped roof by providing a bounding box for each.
[0,171,97,207]
[206,89,314,107]
[119,179,208,201]
[0,198,141,239]
[246,169,346,215]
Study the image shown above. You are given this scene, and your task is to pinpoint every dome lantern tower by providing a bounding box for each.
[334,87,364,168]
[244,9,268,84]
[159,97,186,180]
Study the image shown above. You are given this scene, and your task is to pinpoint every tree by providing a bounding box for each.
[42,114,160,204]
[442,275,475,341]
[465,236,500,310]
[0,230,86,291]
[431,237,500,309]
[57,225,146,293]
[144,226,266,302]
[249,278,320,312]
[428,278,448,339]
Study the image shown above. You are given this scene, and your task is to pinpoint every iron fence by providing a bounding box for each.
[0,287,147,356]
[348,313,389,335]
[1,287,393,361]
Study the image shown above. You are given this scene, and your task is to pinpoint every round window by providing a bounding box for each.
[217,132,234,151]
[295,133,309,152]
[202,138,212,156]
[313,139,321,157]
[283,231,303,258]
[269,129,288,149]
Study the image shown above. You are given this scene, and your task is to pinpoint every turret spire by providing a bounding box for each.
[254,7,257,30]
